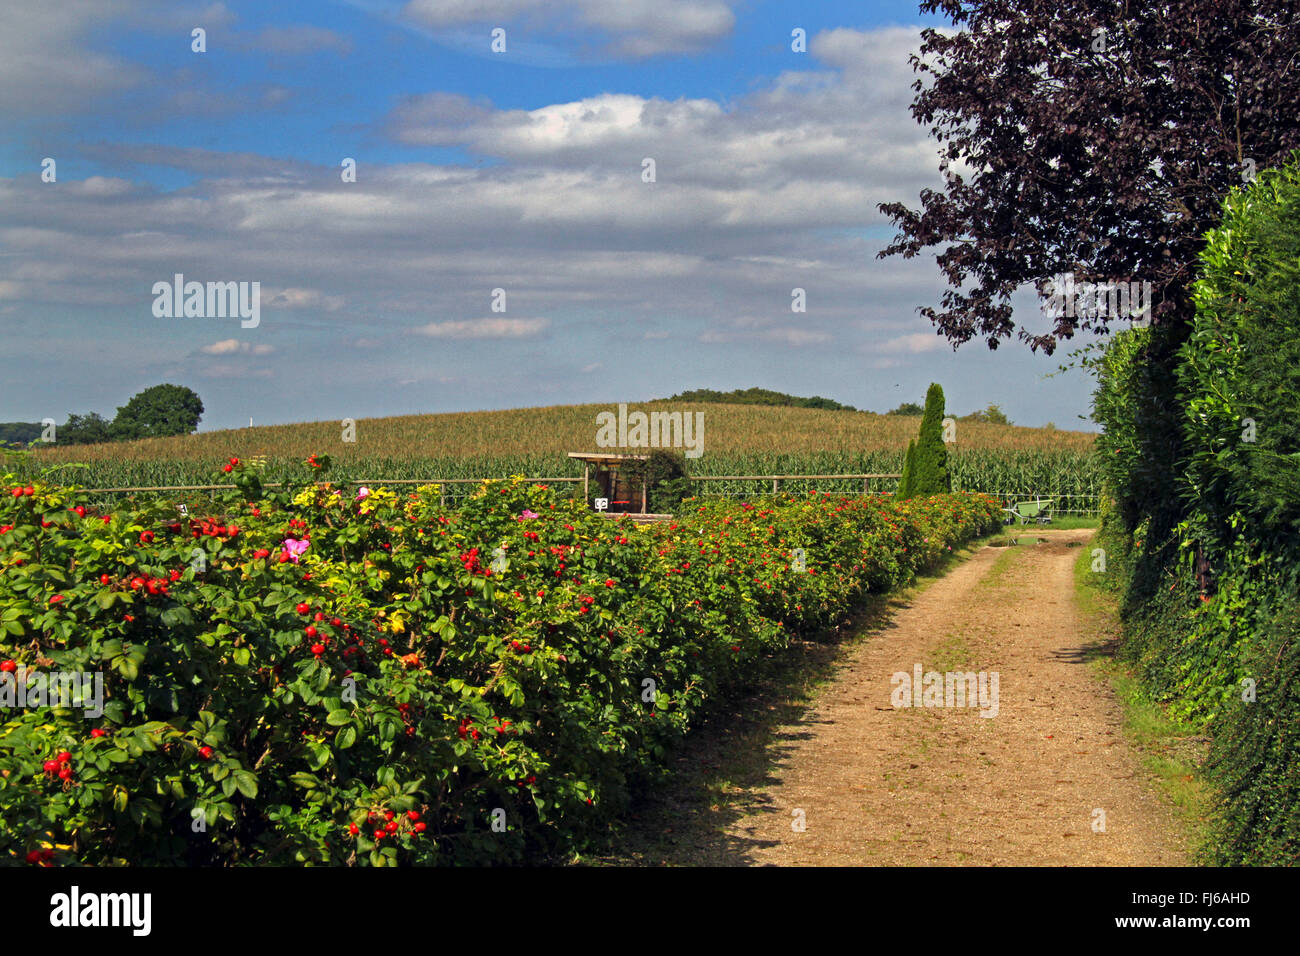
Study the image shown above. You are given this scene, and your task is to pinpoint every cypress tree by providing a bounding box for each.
[899,439,917,498]
[900,383,951,497]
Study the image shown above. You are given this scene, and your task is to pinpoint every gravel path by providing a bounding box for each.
[605,530,1188,866]
[721,529,1186,865]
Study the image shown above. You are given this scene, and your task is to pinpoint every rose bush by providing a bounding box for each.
[0,463,1000,865]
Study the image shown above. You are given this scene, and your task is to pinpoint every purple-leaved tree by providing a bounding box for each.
[879,0,1300,353]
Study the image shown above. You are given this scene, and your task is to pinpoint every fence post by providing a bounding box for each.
[772,478,779,494]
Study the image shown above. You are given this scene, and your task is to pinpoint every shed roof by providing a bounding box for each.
[566,452,649,464]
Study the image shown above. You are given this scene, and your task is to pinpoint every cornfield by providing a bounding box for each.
[681,449,1100,513]
[7,402,1101,512]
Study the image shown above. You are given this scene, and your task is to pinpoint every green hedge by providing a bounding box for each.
[0,467,1000,866]
[1093,150,1300,864]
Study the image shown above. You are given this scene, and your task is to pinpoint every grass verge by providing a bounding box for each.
[1071,541,1214,860]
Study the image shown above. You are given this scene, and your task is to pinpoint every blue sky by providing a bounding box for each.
[0,0,1105,434]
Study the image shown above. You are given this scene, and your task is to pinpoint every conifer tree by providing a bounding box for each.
[898,383,951,496]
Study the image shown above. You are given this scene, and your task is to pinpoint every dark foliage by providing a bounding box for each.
[880,0,1300,352]
[665,388,855,411]
[110,385,205,441]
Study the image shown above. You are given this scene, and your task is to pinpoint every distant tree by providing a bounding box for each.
[898,439,919,498]
[666,387,856,411]
[887,402,925,416]
[110,385,204,440]
[0,422,42,446]
[961,403,1013,426]
[59,412,114,445]
[898,383,951,497]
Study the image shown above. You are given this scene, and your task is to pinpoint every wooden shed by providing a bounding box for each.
[567,452,649,514]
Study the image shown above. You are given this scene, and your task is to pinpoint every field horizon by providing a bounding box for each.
[23,400,1096,469]
[10,400,1101,510]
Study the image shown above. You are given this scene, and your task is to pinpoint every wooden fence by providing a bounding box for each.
[77,474,900,505]
[74,474,1100,514]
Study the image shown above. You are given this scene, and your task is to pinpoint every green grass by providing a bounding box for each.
[928,633,974,673]
[978,546,1023,588]
[1033,515,1099,530]
[1071,540,1214,858]
[987,516,1099,548]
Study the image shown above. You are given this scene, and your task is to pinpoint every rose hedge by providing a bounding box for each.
[0,465,1000,865]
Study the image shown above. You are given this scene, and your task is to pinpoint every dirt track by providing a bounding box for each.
[607,530,1188,866]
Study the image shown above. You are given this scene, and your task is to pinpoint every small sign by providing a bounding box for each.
[594,498,609,511]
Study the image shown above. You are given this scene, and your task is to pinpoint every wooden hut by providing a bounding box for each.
[567,452,649,514]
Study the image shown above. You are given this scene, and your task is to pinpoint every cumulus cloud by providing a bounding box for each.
[0,2,251,118]
[198,339,274,356]
[384,28,939,227]
[0,1,148,116]
[414,318,550,339]
[0,25,956,406]
[78,143,307,183]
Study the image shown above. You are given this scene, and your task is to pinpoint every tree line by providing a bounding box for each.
[0,384,204,447]
[665,387,1014,422]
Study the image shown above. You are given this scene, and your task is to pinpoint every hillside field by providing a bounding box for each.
[12,401,1100,509]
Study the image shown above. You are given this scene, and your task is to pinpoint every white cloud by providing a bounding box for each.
[0,1,148,116]
[384,27,938,232]
[878,333,949,354]
[414,318,549,339]
[198,339,274,356]
[72,177,134,197]
[264,288,345,311]
[0,25,953,380]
